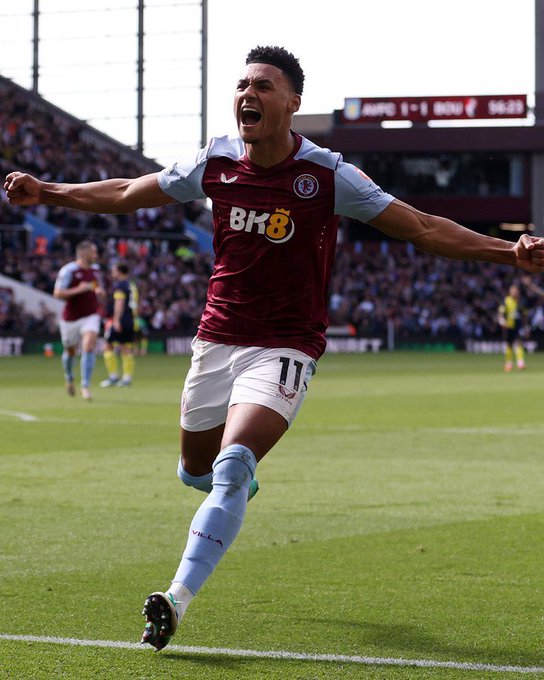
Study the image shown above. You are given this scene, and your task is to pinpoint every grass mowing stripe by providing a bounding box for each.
[297,424,544,434]
[1,634,543,674]
[7,420,544,433]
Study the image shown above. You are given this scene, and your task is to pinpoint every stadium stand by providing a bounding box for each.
[1,75,543,346]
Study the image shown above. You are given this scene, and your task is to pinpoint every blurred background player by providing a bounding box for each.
[134,314,149,356]
[100,261,138,387]
[498,284,526,372]
[53,240,104,400]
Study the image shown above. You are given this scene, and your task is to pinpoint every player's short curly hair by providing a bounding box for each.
[246,46,304,95]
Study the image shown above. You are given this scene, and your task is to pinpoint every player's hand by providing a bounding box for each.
[3,171,43,206]
[75,281,94,294]
[514,234,544,273]
[113,320,122,333]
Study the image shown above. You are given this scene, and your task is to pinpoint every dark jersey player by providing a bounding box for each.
[101,262,138,387]
[53,240,104,400]
[5,45,544,651]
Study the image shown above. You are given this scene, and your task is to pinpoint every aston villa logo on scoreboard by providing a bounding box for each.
[343,98,362,121]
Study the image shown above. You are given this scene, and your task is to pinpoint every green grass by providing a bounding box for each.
[1,352,544,679]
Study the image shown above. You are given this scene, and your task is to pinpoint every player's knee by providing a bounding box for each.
[212,444,257,489]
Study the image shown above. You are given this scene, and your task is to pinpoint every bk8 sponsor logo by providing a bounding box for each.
[230,206,295,243]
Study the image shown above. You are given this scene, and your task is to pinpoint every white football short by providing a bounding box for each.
[59,313,101,347]
[180,338,317,431]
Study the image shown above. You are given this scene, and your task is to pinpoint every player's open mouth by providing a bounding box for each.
[241,107,262,126]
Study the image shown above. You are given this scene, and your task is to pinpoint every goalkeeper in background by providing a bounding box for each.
[100,262,138,387]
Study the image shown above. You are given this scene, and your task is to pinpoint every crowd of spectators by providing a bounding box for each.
[328,238,543,342]
[1,76,542,345]
[0,76,212,238]
[3,230,544,345]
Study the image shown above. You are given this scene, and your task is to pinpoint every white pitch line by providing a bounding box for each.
[0,415,171,426]
[0,634,543,674]
[0,409,38,422]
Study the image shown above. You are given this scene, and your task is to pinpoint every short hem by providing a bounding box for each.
[180,418,226,432]
[229,398,290,426]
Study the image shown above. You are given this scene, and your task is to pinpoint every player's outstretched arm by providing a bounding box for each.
[370,199,544,273]
[3,171,175,214]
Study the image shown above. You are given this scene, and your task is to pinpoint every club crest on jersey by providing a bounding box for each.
[293,173,319,199]
[230,207,295,244]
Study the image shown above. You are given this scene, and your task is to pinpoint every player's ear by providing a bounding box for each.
[288,94,301,114]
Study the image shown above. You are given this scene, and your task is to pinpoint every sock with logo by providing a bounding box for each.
[171,444,256,596]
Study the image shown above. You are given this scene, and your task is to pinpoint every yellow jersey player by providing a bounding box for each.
[498,284,525,372]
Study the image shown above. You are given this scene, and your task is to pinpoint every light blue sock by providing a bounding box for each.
[62,351,74,382]
[172,444,257,595]
[177,458,213,493]
[80,351,96,388]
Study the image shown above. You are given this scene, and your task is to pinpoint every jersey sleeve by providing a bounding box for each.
[334,161,395,222]
[158,146,209,203]
[54,263,74,291]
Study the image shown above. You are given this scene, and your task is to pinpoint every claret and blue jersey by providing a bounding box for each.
[54,261,101,321]
[159,132,394,360]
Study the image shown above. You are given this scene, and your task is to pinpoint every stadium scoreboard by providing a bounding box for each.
[342,94,528,124]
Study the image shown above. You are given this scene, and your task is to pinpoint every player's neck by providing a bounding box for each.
[244,131,295,168]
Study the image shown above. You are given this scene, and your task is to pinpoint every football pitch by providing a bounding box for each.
[1,352,543,679]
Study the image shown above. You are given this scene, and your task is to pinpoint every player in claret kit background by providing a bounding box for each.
[53,240,104,401]
[5,45,544,651]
